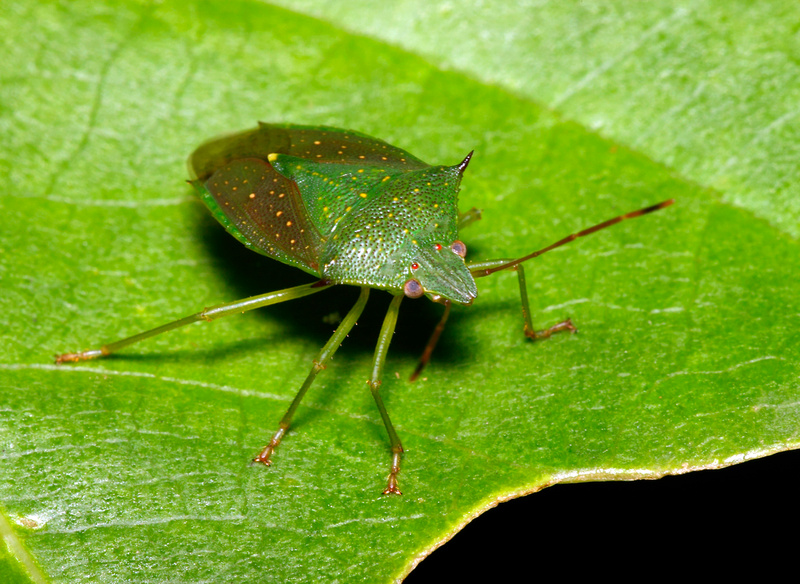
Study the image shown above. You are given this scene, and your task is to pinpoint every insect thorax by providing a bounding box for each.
[318,165,464,293]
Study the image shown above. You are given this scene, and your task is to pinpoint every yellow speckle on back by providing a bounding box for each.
[267,153,278,162]
[249,193,256,199]
[359,193,367,198]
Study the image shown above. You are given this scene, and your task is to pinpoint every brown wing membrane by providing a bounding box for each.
[197,158,324,275]
[257,123,430,170]
[189,126,292,182]
[189,123,429,182]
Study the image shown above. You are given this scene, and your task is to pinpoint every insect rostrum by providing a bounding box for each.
[57,123,673,495]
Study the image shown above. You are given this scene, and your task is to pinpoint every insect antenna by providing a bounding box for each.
[472,199,674,278]
[410,300,451,382]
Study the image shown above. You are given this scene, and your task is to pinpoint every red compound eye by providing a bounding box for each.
[434,243,442,251]
[411,262,419,270]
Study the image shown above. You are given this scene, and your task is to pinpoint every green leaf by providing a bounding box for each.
[1,0,797,581]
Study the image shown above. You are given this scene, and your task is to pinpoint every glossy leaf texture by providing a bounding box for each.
[1,1,798,582]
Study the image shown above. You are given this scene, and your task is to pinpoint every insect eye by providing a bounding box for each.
[451,240,467,258]
[411,262,419,271]
[434,243,442,251]
[403,279,424,298]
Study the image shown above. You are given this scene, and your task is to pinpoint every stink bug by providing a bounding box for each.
[56,123,673,495]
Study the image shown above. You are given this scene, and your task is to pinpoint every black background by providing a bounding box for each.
[406,448,799,581]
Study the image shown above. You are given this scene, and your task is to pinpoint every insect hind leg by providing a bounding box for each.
[55,281,333,363]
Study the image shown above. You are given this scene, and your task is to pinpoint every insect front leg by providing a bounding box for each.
[469,259,577,341]
[513,262,577,340]
[254,287,370,466]
[367,294,405,495]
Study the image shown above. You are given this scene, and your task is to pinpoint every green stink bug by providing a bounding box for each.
[56,123,673,495]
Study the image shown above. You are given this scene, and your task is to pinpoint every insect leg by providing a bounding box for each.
[367,294,405,495]
[513,263,577,339]
[457,207,482,230]
[55,281,333,363]
[253,286,370,467]
[469,259,576,340]
[467,200,674,339]
[409,301,451,382]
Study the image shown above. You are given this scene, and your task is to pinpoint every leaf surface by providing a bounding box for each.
[1,1,798,582]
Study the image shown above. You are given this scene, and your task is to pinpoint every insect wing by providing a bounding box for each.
[191,156,324,276]
[257,124,434,239]
[189,124,428,179]
[189,124,433,275]
[255,123,430,171]
[189,126,291,183]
